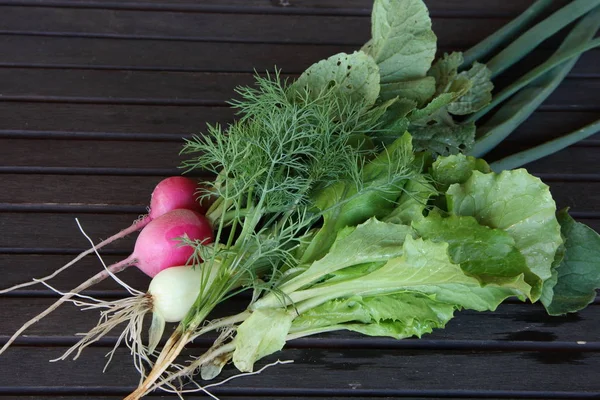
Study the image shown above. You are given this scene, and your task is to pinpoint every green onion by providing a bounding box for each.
[467,37,600,124]
[469,7,600,158]
[461,0,553,68]
[490,119,600,172]
[485,0,599,78]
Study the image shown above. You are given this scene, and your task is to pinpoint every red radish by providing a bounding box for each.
[0,209,214,355]
[148,176,209,220]
[127,209,213,278]
[0,176,212,294]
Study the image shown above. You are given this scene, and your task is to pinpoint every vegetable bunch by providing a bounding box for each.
[2,0,599,399]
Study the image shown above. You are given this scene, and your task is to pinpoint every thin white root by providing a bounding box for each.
[75,218,143,297]
[160,359,294,399]
[0,215,149,294]
[51,294,152,374]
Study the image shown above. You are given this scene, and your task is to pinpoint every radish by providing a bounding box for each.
[0,176,210,294]
[0,209,214,355]
[52,265,212,368]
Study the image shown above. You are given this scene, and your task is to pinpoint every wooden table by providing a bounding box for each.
[0,1,598,399]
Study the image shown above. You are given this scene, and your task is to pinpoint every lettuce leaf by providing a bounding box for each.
[413,212,541,300]
[446,169,562,284]
[232,308,293,372]
[295,235,529,312]
[431,153,490,190]
[301,133,415,263]
[542,209,600,315]
[292,292,455,339]
[290,218,413,291]
[383,175,436,225]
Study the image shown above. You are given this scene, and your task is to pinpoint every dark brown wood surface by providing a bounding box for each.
[0,0,598,399]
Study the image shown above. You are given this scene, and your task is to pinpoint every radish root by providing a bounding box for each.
[0,220,138,356]
[0,215,149,294]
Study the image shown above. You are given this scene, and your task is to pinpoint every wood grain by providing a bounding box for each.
[0,69,596,108]
[1,36,597,76]
[0,346,598,394]
[0,0,571,17]
[1,138,600,172]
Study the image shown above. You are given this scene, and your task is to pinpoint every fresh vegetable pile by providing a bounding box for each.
[2,0,599,398]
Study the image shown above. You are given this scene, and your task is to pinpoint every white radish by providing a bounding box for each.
[54,265,209,365]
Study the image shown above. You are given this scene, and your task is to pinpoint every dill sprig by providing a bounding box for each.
[178,72,388,327]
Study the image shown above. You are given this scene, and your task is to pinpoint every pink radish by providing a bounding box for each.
[0,176,212,294]
[148,176,209,220]
[0,209,214,355]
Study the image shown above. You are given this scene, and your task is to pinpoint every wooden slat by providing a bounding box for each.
[487,144,600,172]
[1,35,598,74]
[0,103,232,137]
[0,346,598,394]
[0,68,595,108]
[0,175,167,206]
[0,36,355,73]
[2,176,600,211]
[0,397,416,400]
[0,0,569,17]
[0,103,597,144]
[0,7,528,47]
[2,139,600,174]
[0,7,372,45]
[0,212,140,250]
[0,140,184,169]
[0,254,150,294]
[0,294,598,343]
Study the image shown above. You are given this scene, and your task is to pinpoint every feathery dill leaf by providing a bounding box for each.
[178,71,395,328]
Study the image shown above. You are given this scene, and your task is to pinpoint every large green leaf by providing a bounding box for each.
[301,133,415,263]
[292,292,455,339]
[232,308,293,372]
[292,51,380,109]
[383,175,436,225]
[285,218,413,294]
[428,51,464,95]
[295,236,530,312]
[431,153,490,191]
[410,120,476,156]
[413,212,541,300]
[446,169,562,282]
[380,76,436,105]
[447,62,494,115]
[542,210,600,315]
[363,0,437,84]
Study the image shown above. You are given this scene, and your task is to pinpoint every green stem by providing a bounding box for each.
[461,0,553,68]
[486,0,600,78]
[192,310,251,340]
[467,37,600,124]
[490,119,600,172]
[469,7,600,158]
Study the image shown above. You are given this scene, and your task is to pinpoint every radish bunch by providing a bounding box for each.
[0,176,215,355]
